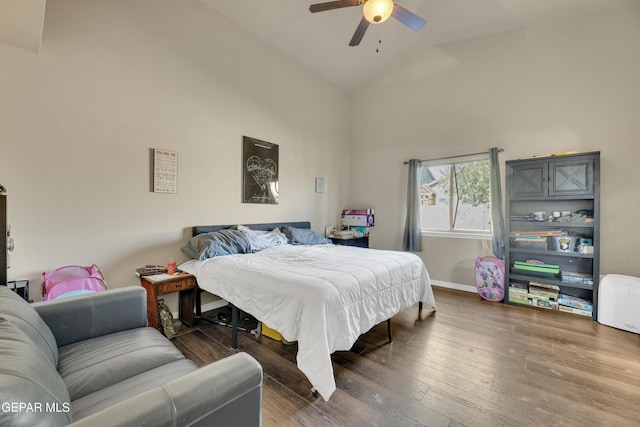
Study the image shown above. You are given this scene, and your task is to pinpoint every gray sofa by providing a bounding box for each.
[0,285,262,427]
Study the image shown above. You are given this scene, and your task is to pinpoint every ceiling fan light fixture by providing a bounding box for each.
[363,0,394,24]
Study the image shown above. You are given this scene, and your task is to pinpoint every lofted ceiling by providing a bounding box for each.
[0,0,633,91]
[0,0,46,54]
[200,0,634,92]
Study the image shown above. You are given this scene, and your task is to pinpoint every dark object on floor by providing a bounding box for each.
[158,298,179,339]
[201,305,259,334]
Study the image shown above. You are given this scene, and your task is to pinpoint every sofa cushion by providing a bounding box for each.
[0,286,58,366]
[0,318,72,427]
[58,327,186,400]
[71,359,197,420]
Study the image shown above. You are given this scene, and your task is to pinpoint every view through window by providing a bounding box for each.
[420,158,491,233]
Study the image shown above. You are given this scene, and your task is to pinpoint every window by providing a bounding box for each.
[420,155,491,234]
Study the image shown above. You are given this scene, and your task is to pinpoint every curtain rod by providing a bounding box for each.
[403,148,503,165]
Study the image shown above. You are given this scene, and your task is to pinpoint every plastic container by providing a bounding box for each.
[261,323,283,341]
[552,236,577,252]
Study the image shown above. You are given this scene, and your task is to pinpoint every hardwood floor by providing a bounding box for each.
[172,287,640,427]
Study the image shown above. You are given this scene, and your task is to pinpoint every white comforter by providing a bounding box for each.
[179,244,435,400]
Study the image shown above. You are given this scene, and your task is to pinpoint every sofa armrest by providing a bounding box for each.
[68,352,263,427]
[33,287,148,347]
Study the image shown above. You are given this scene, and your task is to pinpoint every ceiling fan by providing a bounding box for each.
[309,0,426,47]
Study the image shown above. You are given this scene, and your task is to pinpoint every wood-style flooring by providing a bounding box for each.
[172,287,640,427]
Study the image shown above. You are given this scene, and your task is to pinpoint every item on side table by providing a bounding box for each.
[135,265,168,276]
[167,261,177,275]
[332,229,354,238]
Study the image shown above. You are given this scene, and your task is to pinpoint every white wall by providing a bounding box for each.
[0,0,350,301]
[351,3,640,286]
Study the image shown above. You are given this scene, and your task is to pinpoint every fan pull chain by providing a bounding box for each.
[376,28,382,53]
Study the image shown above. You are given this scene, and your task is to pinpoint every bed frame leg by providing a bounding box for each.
[418,302,423,316]
[387,319,392,343]
[195,287,203,317]
[231,304,239,349]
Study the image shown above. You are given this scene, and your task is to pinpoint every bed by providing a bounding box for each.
[178,222,435,401]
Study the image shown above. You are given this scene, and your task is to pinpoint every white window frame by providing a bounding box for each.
[420,153,492,239]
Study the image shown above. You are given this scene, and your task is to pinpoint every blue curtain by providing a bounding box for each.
[403,159,422,252]
[489,148,505,259]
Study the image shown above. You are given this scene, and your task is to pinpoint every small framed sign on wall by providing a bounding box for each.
[152,149,178,194]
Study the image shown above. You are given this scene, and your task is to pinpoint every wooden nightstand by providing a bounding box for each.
[140,272,197,331]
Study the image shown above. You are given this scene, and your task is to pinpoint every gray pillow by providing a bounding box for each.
[181,229,252,260]
[281,226,332,245]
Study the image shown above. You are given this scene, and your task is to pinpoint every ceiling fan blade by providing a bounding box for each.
[309,0,361,13]
[391,3,426,32]
[349,16,370,46]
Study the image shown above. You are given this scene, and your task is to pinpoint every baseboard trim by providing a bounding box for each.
[431,280,477,294]
[200,299,229,313]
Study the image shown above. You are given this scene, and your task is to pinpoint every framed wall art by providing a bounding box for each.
[152,148,178,194]
[242,136,279,204]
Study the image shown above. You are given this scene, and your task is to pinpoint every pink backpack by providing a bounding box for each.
[42,265,107,301]
[475,256,505,301]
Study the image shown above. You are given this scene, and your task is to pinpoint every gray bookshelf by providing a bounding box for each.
[504,152,600,320]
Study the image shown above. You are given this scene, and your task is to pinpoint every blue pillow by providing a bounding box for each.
[182,229,252,260]
[281,226,332,245]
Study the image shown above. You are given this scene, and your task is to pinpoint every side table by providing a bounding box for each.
[139,272,197,331]
[331,235,369,248]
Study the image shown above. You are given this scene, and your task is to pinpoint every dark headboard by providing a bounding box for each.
[192,221,311,236]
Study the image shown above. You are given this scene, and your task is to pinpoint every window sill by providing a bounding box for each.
[421,230,492,240]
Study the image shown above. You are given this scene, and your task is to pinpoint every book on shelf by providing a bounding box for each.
[509,282,528,289]
[509,284,528,295]
[528,286,559,300]
[512,236,548,242]
[529,281,560,291]
[510,214,533,221]
[558,294,593,312]
[509,296,531,305]
[510,230,563,237]
[513,261,560,275]
[509,288,528,296]
[561,272,593,285]
[527,293,556,302]
[509,290,529,300]
[558,305,592,317]
[531,298,559,310]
